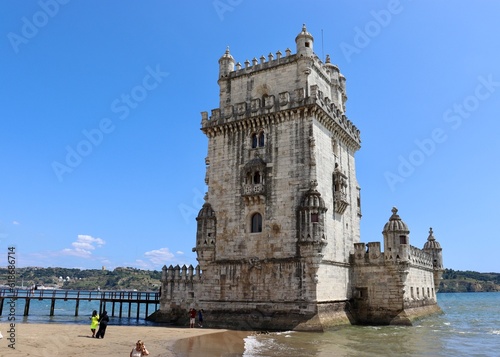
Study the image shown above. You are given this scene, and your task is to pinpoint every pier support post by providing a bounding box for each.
[24,298,31,316]
[75,299,80,316]
[50,299,55,316]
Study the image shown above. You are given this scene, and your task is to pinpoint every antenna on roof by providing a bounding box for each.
[321,29,324,61]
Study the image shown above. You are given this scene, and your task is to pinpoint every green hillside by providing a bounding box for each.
[0,266,161,291]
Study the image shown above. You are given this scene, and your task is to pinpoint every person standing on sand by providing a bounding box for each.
[198,309,204,327]
[89,310,99,337]
[130,339,149,357]
[189,308,197,328]
[95,310,109,338]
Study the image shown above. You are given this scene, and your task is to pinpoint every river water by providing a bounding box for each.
[2,291,499,356]
[175,292,500,357]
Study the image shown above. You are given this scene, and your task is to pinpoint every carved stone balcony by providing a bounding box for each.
[334,191,349,214]
[242,184,265,205]
[243,183,264,195]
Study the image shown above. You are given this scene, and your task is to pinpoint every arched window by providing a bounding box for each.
[258,132,265,147]
[251,213,262,233]
[251,134,258,148]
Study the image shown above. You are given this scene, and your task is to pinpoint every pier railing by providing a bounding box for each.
[0,289,159,319]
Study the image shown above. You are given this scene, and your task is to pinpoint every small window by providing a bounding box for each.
[251,213,262,233]
[310,213,319,223]
[399,235,407,244]
[356,287,367,299]
[251,134,258,148]
[305,42,310,48]
[258,132,265,147]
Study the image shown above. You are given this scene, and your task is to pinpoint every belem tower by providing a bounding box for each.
[150,26,444,331]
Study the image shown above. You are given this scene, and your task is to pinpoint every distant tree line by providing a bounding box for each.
[439,268,500,292]
[1,266,499,292]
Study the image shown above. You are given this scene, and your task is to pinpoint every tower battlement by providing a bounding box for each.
[201,87,361,147]
[160,264,201,307]
[353,242,434,270]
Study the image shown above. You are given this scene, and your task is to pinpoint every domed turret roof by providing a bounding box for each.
[197,202,215,219]
[423,227,441,249]
[383,207,409,233]
[218,46,234,63]
[295,24,314,42]
[300,181,326,210]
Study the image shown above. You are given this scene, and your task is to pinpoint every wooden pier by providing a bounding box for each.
[0,289,159,319]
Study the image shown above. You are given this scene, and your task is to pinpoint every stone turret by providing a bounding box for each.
[298,181,328,256]
[193,202,216,264]
[218,46,235,79]
[382,207,410,261]
[423,227,444,290]
[295,24,314,57]
[324,54,347,112]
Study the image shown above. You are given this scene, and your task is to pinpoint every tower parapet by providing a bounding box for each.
[210,24,353,136]
[160,264,201,308]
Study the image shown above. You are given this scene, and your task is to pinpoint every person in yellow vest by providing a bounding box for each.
[89,310,99,338]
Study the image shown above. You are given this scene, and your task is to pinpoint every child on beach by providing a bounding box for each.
[89,310,99,337]
[130,340,149,356]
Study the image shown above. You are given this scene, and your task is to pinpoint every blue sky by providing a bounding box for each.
[1,1,499,273]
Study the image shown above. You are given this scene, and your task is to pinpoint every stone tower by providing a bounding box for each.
[154,26,443,331]
[194,25,361,330]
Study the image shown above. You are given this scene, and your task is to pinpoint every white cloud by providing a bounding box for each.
[12,220,20,225]
[61,234,105,258]
[144,247,175,265]
[176,250,184,255]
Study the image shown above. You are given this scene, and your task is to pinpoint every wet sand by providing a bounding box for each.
[0,322,249,357]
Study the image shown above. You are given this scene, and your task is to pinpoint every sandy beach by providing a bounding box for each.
[0,323,249,357]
